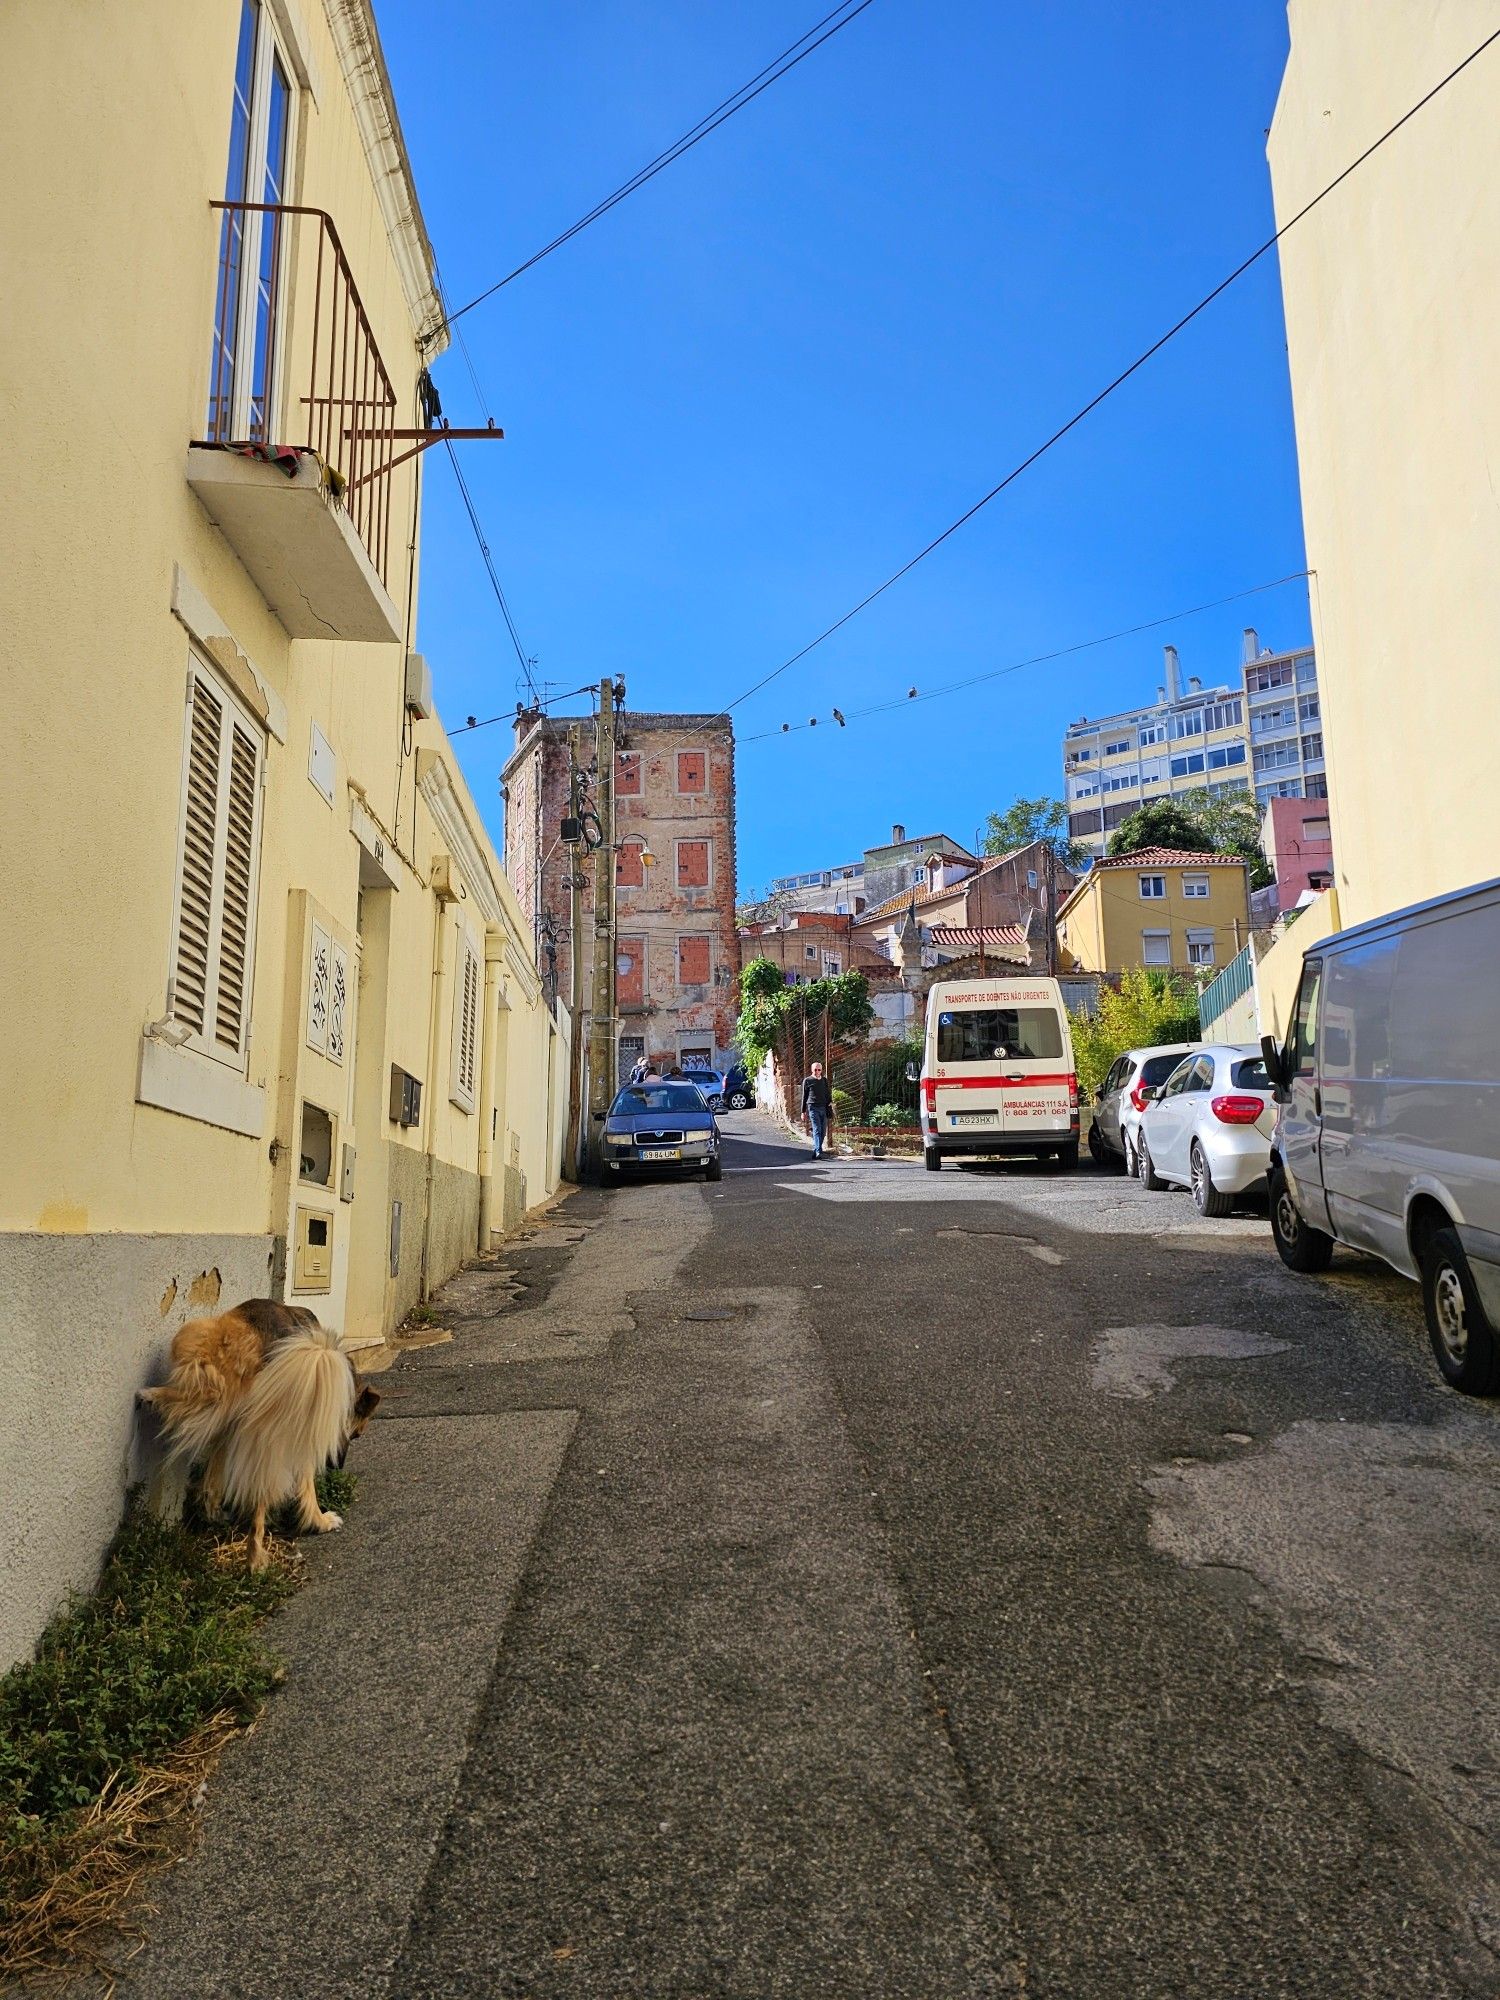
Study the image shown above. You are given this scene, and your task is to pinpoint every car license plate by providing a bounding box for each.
[948,1111,994,1126]
[641,1147,680,1161]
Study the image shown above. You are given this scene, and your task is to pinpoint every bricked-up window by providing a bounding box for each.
[676,839,710,889]
[677,750,706,794]
[616,841,644,889]
[616,751,642,797]
[617,935,646,1007]
[678,935,711,985]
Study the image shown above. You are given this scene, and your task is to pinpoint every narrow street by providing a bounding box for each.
[119,1114,1499,2000]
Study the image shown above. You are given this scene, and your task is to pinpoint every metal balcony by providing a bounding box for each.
[188,202,403,642]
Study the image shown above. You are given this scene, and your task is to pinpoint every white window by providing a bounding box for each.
[1139,875,1166,900]
[1187,930,1216,968]
[823,954,841,974]
[207,1,298,440]
[167,655,265,1067]
[1027,869,1038,890]
[1142,931,1172,967]
[805,943,819,961]
[1182,874,1210,899]
[450,930,480,1112]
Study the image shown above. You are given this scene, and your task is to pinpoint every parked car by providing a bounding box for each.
[1089,1042,1200,1174]
[1137,1044,1275,1215]
[916,975,1079,1169]
[599,1081,722,1182]
[1261,876,1500,1395]
[669,1065,725,1109]
[721,1063,755,1110]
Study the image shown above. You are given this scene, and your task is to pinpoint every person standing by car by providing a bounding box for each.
[801,1062,833,1160]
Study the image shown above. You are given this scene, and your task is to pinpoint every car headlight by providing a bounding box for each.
[605,1130,633,1146]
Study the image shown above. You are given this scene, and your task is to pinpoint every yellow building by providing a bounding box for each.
[1267,0,1500,929]
[0,1,566,1668]
[1055,849,1251,976]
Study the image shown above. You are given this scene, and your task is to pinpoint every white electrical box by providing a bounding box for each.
[404,651,434,720]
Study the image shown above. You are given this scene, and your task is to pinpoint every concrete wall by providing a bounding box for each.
[1269,2,1500,924]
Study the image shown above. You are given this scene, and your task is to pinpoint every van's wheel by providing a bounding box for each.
[1190,1142,1234,1218]
[924,1146,942,1172]
[1420,1226,1500,1394]
[1054,1140,1079,1170]
[1137,1135,1167,1192]
[1268,1164,1334,1272]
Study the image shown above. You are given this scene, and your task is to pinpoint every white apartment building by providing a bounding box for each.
[1240,628,1326,808]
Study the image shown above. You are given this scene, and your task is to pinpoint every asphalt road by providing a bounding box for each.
[120,1111,1499,2000]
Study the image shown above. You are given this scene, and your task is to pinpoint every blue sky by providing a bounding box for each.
[377,2,1310,890]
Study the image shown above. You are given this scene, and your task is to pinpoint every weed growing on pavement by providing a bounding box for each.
[0,1493,340,1985]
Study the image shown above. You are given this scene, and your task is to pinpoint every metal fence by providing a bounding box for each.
[1197,943,1255,1037]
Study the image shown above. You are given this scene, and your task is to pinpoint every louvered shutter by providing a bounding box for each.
[168,657,264,1067]
[450,935,480,1112]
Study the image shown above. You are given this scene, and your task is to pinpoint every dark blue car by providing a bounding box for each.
[601,1081,722,1181]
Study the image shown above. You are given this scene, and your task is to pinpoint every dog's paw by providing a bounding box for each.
[315,1510,343,1533]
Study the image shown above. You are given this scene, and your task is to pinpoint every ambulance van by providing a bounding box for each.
[916,976,1079,1171]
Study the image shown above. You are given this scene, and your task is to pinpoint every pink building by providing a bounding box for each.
[1262,795,1334,915]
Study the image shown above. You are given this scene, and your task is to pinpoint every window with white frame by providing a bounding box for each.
[167,655,266,1067]
[1141,930,1172,966]
[450,929,480,1112]
[1182,873,1210,899]
[207,0,297,440]
[1187,929,1216,967]
[1139,874,1166,900]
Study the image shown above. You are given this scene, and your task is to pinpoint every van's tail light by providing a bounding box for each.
[1211,1094,1266,1125]
[921,1078,938,1112]
[1129,1083,1151,1112]
[1067,1074,1079,1111]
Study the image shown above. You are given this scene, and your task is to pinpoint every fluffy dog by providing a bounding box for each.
[140,1298,380,1567]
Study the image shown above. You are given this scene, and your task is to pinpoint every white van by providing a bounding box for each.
[917,976,1079,1171]
[1262,875,1500,1394]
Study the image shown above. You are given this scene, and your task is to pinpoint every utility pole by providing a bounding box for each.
[1045,846,1059,977]
[584,678,619,1178]
[562,724,587,1181]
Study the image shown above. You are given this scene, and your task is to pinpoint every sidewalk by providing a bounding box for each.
[113,1183,1024,1999]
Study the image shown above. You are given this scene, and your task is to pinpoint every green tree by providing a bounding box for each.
[734,960,875,1073]
[1106,785,1272,889]
[981,796,1086,871]
[1070,968,1201,1102]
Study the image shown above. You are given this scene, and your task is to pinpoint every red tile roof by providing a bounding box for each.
[928,924,1028,950]
[1093,847,1240,869]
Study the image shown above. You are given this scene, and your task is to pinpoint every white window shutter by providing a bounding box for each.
[307,922,331,1053]
[327,940,348,1064]
[167,656,264,1068]
[450,933,479,1112]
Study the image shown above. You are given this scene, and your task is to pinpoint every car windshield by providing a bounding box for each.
[1139,1052,1185,1087]
[1230,1058,1270,1091]
[936,1007,1063,1063]
[611,1085,707,1115]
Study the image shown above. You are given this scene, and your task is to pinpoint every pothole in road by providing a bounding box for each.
[680,1308,740,1323]
[934,1228,1064,1266]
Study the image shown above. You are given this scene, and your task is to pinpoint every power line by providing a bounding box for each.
[725,23,1500,714]
[740,571,1310,742]
[452,682,600,738]
[437,0,877,336]
[441,435,540,702]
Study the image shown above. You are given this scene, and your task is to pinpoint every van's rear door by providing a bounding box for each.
[931,988,1072,1141]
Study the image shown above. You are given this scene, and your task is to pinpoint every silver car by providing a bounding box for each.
[1137,1044,1275,1215]
[1089,1042,1199,1175]
[1262,875,1500,1395]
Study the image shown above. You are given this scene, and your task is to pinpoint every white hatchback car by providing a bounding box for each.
[1137,1044,1276,1216]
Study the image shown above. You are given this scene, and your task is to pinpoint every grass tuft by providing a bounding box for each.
[0,1489,349,1986]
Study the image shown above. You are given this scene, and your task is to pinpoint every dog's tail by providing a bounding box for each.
[220,1326,355,1515]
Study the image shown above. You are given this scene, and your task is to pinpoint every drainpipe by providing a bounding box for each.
[418,878,451,1302]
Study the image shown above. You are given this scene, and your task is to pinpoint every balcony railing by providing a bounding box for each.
[197,201,400,592]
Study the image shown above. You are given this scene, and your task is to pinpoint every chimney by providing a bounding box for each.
[1241,627,1260,666]
[1156,686,1166,703]
[1163,645,1182,703]
[892,823,905,844]
[1188,676,1201,693]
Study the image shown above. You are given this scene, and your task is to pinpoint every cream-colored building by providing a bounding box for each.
[1268,0,1500,927]
[1056,848,1251,977]
[1206,2,1500,1045]
[0,1,566,1668]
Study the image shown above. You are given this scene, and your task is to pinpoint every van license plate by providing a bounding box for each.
[641,1147,680,1161]
[949,1112,994,1125]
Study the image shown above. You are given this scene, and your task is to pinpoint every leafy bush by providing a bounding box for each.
[831,1087,855,1122]
[1070,967,1201,1102]
[859,1037,921,1119]
[735,959,876,1072]
[867,1102,915,1130]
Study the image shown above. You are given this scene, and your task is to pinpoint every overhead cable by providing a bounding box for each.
[739,571,1310,743]
[437,0,877,335]
[725,24,1500,713]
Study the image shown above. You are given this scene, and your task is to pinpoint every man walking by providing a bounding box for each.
[801,1061,834,1160]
